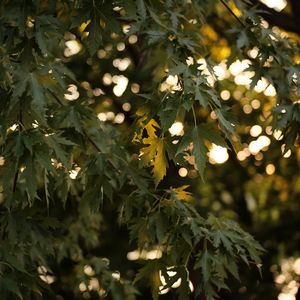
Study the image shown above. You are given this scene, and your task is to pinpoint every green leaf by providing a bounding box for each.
[236,29,248,49]
[195,88,209,107]
[23,156,38,201]
[29,73,47,117]
[215,109,235,135]
[192,127,207,179]
[158,106,178,132]
[68,107,83,133]
[137,0,147,20]
[176,130,192,156]
[200,250,211,283]
[213,230,232,252]
[224,256,239,280]
[134,260,162,300]
[169,63,187,76]
[198,123,228,148]
[85,16,102,56]
[43,133,74,168]
[2,276,23,299]
[147,6,168,29]
[170,11,183,28]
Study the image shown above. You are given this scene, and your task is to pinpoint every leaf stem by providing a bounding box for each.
[12,169,19,193]
[13,101,24,193]
[191,106,198,128]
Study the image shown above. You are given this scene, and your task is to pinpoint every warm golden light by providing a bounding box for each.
[64,40,82,57]
[117,42,125,51]
[229,59,250,76]
[220,90,230,100]
[131,83,140,93]
[266,164,275,175]
[111,272,120,280]
[126,250,140,261]
[249,136,271,154]
[178,167,188,177]
[278,294,295,300]
[83,265,95,276]
[281,145,292,158]
[93,88,104,96]
[106,111,115,121]
[113,58,131,71]
[274,129,283,140]
[103,73,112,85]
[64,84,79,101]
[250,125,262,137]
[237,151,247,161]
[248,47,259,59]
[79,282,87,292]
[69,166,81,179]
[97,49,106,58]
[97,113,107,121]
[197,58,215,86]
[294,258,300,275]
[209,144,229,164]
[234,72,254,86]
[251,99,261,109]
[128,35,138,44]
[243,104,252,114]
[260,0,287,12]
[169,122,184,136]
[160,75,182,92]
[213,62,230,80]
[114,113,125,124]
[264,84,277,96]
[254,77,269,93]
[122,102,131,111]
[159,268,181,294]
[126,248,163,261]
[112,75,128,97]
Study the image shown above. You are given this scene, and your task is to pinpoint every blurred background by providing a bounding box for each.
[34,0,300,299]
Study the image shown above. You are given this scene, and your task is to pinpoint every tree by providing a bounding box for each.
[0,0,299,299]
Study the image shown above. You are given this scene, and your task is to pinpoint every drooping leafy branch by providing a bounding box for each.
[0,0,299,299]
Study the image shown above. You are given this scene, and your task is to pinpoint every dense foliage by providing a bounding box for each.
[0,0,299,299]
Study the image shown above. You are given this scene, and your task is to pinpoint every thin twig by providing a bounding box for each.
[191,106,198,128]
[12,169,19,193]
[82,129,101,153]
[219,0,246,28]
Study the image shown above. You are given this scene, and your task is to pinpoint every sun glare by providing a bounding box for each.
[169,122,184,136]
[260,0,287,12]
[209,144,229,164]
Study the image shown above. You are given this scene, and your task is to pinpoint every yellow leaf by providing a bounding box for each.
[79,20,91,33]
[143,119,160,140]
[140,138,158,166]
[139,119,167,186]
[136,105,150,116]
[132,117,158,143]
[141,139,168,185]
[132,132,141,143]
[172,185,193,202]
[153,139,168,186]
